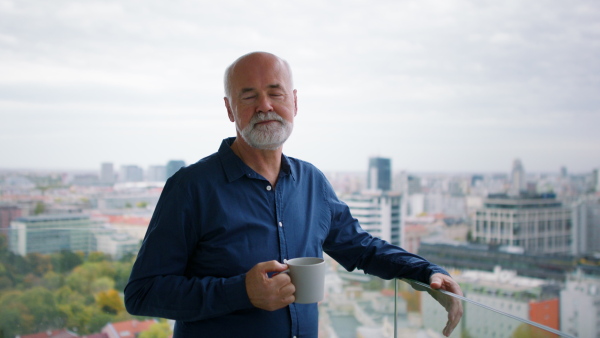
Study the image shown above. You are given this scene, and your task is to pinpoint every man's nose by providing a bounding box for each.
[256,95,274,113]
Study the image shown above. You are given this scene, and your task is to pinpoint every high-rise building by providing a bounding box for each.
[473,193,572,254]
[147,165,167,182]
[509,159,525,196]
[166,160,186,180]
[571,195,600,256]
[9,214,94,255]
[341,191,403,247]
[367,157,391,191]
[100,162,115,185]
[120,165,144,182]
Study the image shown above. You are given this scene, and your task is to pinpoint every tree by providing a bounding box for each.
[50,250,83,273]
[33,202,46,215]
[20,287,64,332]
[96,289,124,315]
[26,253,52,277]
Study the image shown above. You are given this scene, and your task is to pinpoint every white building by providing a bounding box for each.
[340,191,403,247]
[473,194,572,254]
[560,270,600,338]
[93,227,140,259]
[571,195,600,256]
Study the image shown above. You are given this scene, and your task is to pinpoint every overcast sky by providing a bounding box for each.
[1,0,598,174]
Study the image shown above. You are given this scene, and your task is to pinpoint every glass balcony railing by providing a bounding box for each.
[0,227,583,337]
[398,279,574,338]
[317,257,576,338]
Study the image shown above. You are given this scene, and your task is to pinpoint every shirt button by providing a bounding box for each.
[266,185,272,191]
[278,222,283,227]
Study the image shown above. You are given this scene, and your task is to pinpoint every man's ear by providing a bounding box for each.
[224,97,235,122]
[293,89,298,117]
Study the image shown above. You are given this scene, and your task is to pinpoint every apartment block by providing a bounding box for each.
[473,193,572,254]
[9,214,94,255]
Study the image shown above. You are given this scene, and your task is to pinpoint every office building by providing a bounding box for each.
[100,162,115,185]
[120,165,144,182]
[509,159,526,196]
[93,228,141,260]
[367,157,391,191]
[560,271,600,338]
[147,165,167,182]
[9,214,94,255]
[166,160,186,179]
[571,195,600,256]
[340,191,403,247]
[473,193,572,254]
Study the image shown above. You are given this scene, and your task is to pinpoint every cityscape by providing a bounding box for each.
[0,157,599,337]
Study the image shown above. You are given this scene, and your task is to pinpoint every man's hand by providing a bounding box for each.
[245,260,295,311]
[429,273,464,337]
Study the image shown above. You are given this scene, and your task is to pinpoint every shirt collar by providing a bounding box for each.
[218,137,295,183]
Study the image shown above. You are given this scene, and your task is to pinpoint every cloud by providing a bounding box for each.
[0,0,599,172]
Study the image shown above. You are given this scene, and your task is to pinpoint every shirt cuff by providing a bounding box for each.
[223,274,254,311]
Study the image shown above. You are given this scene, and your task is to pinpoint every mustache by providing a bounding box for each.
[250,112,285,125]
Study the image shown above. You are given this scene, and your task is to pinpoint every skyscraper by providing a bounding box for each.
[367,157,391,191]
[100,162,115,185]
[509,158,525,196]
[166,160,186,180]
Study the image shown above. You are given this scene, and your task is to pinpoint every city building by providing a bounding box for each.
[166,160,186,179]
[509,158,526,196]
[119,165,144,182]
[340,191,403,247]
[146,165,166,182]
[560,270,600,338]
[367,157,391,191]
[571,195,600,256]
[93,228,140,260]
[9,214,95,255]
[0,204,22,230]
[101,319,157,338]
[100,162,116,185]
[473,193,572,254]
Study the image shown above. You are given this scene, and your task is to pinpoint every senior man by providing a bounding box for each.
[125,51,463,337]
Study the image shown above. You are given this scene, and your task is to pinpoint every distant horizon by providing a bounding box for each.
[1,164,595,177]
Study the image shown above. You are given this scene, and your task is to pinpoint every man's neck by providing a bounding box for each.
[230,137,282,186]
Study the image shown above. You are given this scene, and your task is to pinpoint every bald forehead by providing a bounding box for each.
[224,52,294,98]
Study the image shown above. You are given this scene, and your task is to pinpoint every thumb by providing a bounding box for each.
[430,273,443,289]
[261,260,288,274]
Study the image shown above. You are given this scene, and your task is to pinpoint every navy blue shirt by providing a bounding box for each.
[124,137,448,337]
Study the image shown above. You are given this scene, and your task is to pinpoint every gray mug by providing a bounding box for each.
[285,257,326,304]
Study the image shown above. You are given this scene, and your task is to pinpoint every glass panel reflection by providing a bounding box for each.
[399,278,575,338]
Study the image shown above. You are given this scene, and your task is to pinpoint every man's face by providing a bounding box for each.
[225,54,297,150]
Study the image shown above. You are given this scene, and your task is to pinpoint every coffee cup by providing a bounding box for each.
[285,257,326,304]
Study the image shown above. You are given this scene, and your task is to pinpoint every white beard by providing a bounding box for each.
[238,111,293,150]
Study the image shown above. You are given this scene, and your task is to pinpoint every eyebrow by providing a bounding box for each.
[239,84,283,94]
